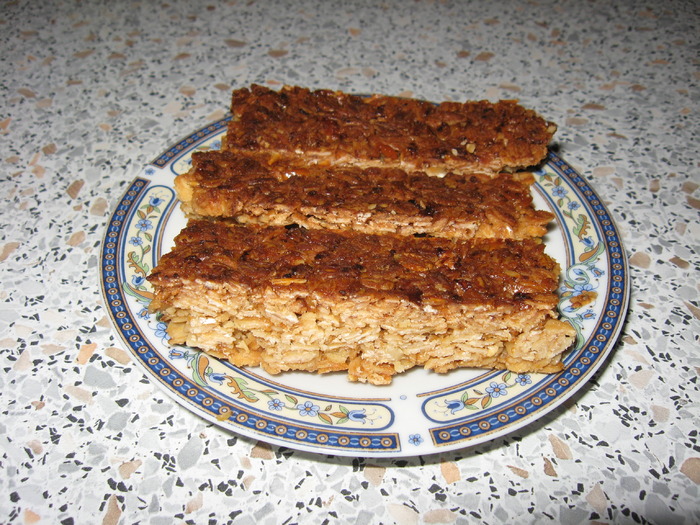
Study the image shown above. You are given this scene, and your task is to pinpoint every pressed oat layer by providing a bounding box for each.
[224,84,557,176]
[175,150,554,240]
[147,220,575,385]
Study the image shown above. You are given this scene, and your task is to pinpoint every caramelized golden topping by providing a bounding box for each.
[149,220,560,309]
[175,150,553,240]
[225,84,556,174]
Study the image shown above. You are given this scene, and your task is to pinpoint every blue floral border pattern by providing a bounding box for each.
[150,117,231,169]
[423,370,536,424]
[168,349,392,429]
[535,165,606,345]
[426,152,629,447]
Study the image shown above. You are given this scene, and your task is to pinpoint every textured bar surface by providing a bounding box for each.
[175,150,554,240]
[224,84,557,176]
[148,220,575,385]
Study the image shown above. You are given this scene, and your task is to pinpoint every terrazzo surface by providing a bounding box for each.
[1,0,698,523]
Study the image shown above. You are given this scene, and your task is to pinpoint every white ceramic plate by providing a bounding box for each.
[101,115,629,457]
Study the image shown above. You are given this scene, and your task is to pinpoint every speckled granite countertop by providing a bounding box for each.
[1,0,698,523]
